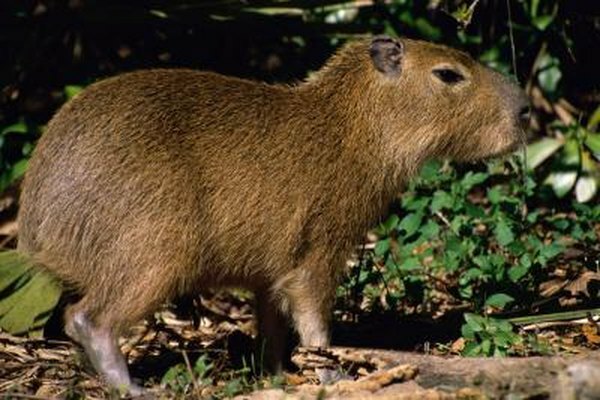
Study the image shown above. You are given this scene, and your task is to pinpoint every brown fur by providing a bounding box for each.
[17,36,528,390]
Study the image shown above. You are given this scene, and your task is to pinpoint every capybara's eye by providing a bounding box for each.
[432,68,465,84]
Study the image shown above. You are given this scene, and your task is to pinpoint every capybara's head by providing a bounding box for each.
[315,36,530,166]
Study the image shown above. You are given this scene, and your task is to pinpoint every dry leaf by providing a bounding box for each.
[539,278,567,297]
[565,271,600,298]
[451,337,465,353]
[582,323,600,345]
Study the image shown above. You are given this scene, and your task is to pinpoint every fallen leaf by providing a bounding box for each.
[565,271,600,297]
[582,324,600,345]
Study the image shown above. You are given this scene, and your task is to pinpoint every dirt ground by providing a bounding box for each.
[3,292,600,400]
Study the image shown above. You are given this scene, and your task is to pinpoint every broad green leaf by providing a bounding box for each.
[587,105,600,131]
[576,152,599,202]
[485,293,515,309]
[0,251,62,336]
[0,252,33,292]
[526,137,563,170]
[495,319,515,333]
[419,160,443,182]
[575,175,598,203]
[494,219,514,246]
[403,197,429,212]
[464,313,485,332]
[398,212,423,237]
[462,341,481,356]
[481,338,492,355]
[382,214,400,234]
[420,220,440,239]
[584,132,600,160]
[461,172,488,191]
[509,254,531,283]
[538,242,564,260]
[537,54,562,94]
[374,238,391,257]
[487,187,503,204]
[546,171,577,198]
[1,121,28,135]
[563,138,581,166]
[430,190,453,212]
[461,321,475,339]
[11,159,28,181]
[465,203,485,218]
[399,257,420,271]
[546,137,580,197]
[462,267,483,281]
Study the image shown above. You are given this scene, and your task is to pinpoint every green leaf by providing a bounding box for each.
[530,0,540,17]
[485,293,515,309]
[587,105,600,131]
[584,132,600,160]
[461,172,488,191]
[465,203,485,219]
[419,160,443,182]
[1,121,28,135]
[495,319,515,333]
[494,219,515,247]
[374,238,391,257]
[509,254,531,283]
[414,17,441,41]
[462,267,483,282]
[430,190,453,212]
[538,242,564,260]
[547,171,578,198]
[403,197,429,212]
[507,240,526,256]
[64,85,84,100]
[575,175,598,203]
[537,54,562,94]
[420,220,440,239]
[532,14,554,31]
[464,313,485,332]
[462,341,481,356]
[399,257,420,271]
[11,159,28,181]
[382,214,400,234]
[0,251,62,336]
[398,212,423,237]
[461,321,475,339]
[481,338,492,355]
[487,187,503,205]
[526,137,563,170]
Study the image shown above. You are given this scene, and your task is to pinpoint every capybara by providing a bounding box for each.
[18,36,529,393]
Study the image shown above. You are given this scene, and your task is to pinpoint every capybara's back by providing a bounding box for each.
[18,36,529,394]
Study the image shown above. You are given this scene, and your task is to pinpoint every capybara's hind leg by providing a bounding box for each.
[65,306,143,395]
[255,292,288,374]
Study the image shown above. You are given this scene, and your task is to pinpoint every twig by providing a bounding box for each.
[0,394,59,400]
[505,0,518,78]
[509,308,600,326]
[521,316,599,331]
[182,350,202,396]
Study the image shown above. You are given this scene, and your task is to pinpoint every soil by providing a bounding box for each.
[3,292,600,400]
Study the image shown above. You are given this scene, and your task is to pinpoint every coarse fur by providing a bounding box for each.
[17,36,528,392]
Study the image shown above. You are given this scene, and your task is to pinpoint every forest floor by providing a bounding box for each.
[3,291,600,399]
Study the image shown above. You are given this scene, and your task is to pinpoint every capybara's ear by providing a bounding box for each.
[369,36,404,77]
